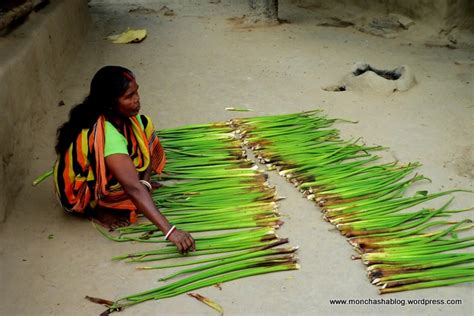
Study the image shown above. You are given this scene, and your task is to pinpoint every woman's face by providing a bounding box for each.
[117,79,140,117]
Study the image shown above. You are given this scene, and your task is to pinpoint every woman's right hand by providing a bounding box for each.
[168,229,195,254]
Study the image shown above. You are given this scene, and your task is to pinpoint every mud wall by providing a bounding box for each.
[348,0,474,30]
[444,0,474,31]
[0,0,89,222]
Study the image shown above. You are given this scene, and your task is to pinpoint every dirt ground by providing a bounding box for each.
[1,0,473,315]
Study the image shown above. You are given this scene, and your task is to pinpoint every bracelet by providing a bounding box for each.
[139,180,152,192]
[164,225,176,240]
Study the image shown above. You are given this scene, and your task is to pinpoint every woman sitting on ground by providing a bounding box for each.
[54,65,194,253]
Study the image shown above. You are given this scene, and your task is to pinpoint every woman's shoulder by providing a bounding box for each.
[136,114,154,129]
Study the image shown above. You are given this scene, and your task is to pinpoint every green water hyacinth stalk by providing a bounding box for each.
[234,110,473,294]
[97,261,299,314]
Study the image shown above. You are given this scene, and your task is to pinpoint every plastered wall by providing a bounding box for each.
[0,0,89,221]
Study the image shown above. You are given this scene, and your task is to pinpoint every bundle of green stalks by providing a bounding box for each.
[94,250,299,314]
[90,122,298,314]
[233,110,473,294]
[110,228,289,263]
[104,123,282,242]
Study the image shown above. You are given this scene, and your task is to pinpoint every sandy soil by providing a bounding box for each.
[1,0,473,315]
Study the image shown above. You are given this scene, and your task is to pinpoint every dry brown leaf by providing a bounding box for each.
[85,296,114,307]
[188,292,224,315]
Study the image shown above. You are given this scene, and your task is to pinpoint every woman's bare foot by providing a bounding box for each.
[88,207,131,231]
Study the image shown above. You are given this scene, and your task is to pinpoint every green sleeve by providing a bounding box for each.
[104,121,128,157]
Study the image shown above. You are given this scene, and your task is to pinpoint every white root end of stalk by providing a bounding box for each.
[351,255,362,260]
[306,194,315,200]
[347,238,358,246]
[329,219,342,226]
[351,245,363,253]
[276,196,286,201]
[294,263,301,269]
[372,278,381,285]
[251,165,259,170]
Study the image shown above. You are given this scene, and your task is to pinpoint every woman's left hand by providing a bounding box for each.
[168,229,195,254]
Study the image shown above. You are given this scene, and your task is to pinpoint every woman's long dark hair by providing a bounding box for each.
[55,66,135,154]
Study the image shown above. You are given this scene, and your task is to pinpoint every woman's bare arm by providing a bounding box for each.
[105,154,195,253]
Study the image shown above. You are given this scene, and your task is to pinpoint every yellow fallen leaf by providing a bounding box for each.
[107,28,147,44]
[188,293,224,315]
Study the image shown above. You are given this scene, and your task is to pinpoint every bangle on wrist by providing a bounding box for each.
[165,225,176,240]
[139,179,152,192]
